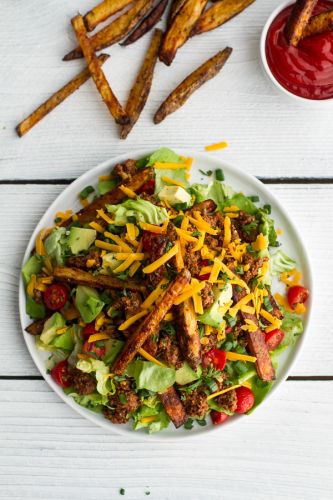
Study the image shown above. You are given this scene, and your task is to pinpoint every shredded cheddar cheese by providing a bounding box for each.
[207,384,241,401]
[205,141,228,151]
[208,258,223,284]
[139,220,168,234]
[95,240,123,252]
[143,244,178,274]
[89,221,104,233]
[88,333,109,343]
[128,260,141,277]
[192,278,204,314]
[175,241,185,271]
[222,216,231,247]
[252,233,268,252]
[141,278,169,309]
[119,185,137,198]
[113,255,136,274]
[173,280,205,306]
[161,176,185,188]
[96,209,114,225]
[153,162,187,169]
[104,232,132,252]
[175,227,199,243]
[115,253,145,261]
[118,310,149,331]
[225,352,257,363]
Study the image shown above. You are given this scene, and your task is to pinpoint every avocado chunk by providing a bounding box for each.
[75,285,105,323]
[40,312,66,344]
[68,227,96,255]
[198,283,233,329]
[175,362,202,385]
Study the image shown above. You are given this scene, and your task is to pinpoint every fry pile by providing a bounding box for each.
[284,0,333,46]
[16,0,259,138]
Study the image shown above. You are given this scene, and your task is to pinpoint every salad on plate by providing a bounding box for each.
[22,148,309,433]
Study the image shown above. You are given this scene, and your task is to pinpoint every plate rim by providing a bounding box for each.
[18,147,314,441]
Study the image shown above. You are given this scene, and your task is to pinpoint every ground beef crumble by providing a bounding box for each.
[113,159,137,182]
[158,335,183,369]
[184,389,209,419]
[70,367,96,396]
[103,381,140,424]
[201,282,215,309]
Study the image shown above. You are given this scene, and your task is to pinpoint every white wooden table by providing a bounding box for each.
[1,1,332,499]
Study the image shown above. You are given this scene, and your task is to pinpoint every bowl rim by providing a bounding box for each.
[18,147,314,441]
[259,0,333,106]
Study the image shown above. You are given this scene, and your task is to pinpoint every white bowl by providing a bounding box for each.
[19,149,313,440]
[260,0,333,108]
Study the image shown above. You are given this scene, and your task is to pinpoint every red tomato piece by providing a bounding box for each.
[141,231,156,252]
[83,340,106,358]
[265,329,285,351]
[198,273,210,281]
[200,259,209,266]
[51,360,71,388]
[235,386,255,414]
[82,322,97,340]
[287,285,309,310]
[211,411,229,425]
[225,326,233,334]
[44,283,69,310]
[138,179,155,195]
[202,349,227,370]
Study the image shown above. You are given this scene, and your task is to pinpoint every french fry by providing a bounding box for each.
[159,0,208,66]
[71,15,129,125]
[159,386,187,428]
[84,0,133,32]
[25,318,48,336]
[16,53,109,137]
[112,269,191,374]
[284,0,318,46]
[176,299,201,370]
[301,8,333,38]
[120,29,162,139]
[69,167,154,225]
[191,0,255,37]
[167,0,187,27]
[154,47,232,124]
[64,0,154,60]
[53,266,146,292]
[121,0,168,46]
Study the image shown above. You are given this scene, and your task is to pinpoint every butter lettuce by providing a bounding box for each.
[133,395,170,433]
[106,199,168,226]
[146,147,181,166]
[280,311,304,348]
[44,227,68,266]
[75,285,105,323]
[22,254,44,284]
[189,181,234,206]
[270,250,296,276]
[40,312,65,345]
[127,360,176,393]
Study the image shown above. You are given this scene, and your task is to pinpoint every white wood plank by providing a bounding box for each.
[0,379,332,500]
[0,183,331,376]
[1,0,333,179]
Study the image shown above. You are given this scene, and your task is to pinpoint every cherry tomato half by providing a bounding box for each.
[83,340,106,358]
[235,386,255,414]
[287,285,309,310]
[211,411,229,425]
[265,329,285,351]
[82,322,97,340]
[44,283,69,310]
[202,349,227,371]
[51,360,71,388]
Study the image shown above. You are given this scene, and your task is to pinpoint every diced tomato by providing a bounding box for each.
[142,231,156,252]
[287,285,309,310]
[225,326,233,334]
[51,360,71,388]
[200,259,209,266]
[198,273,210,281]
[81,322,97,340]
[83,340,106,358]
[138,179,155,195]
[235,386,255,414]
[265,329,285,351]
[202,349,227,370]
[211,411,229,425]
[44,283,69,310]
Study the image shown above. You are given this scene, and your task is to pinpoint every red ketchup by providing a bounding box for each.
[266,0,333,100]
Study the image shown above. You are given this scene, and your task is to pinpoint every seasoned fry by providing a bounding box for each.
[167,0,187,27]
[302,8,333,38]
[25,318,48,336]
[84,0,133,32]
[53,266,146,292]
[71,15,129,125]
[69,167,154,225]
[16,53,109,137]
[176,299,201,370]
[64,0,154,60]
[120,29,162,139]
[112,269,191,374]
[159,386,187,428]
[154,47,232,124]
[267,291,284,320]
[191,0,255,37]
[121,0,168,46]
[284,0,318,46]
[159,0,208,66]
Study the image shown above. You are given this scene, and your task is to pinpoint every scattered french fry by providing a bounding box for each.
[284,0,318,46]
[302,8,333,38]
[159,0,208,66]
[121,0,168,46]
[159,386,187,428]
[167,0,187,27]
[71,15,129,125]
[16,53,109,137]
[84,0,133,32]
[120,29,162,139]
[154,47,232,124]
[176,299,202,370]
[191,0,255,37]
[64,0,154,60]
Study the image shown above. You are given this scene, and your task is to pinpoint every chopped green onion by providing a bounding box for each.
[184,418,194,430]
[215,169,225,181]
[263,204,271,214]
[199,169,213,176]
[120,488,125,496]
[79,185,94,200]
[173,215,184,227]
[225,314,237,327]
[263,296,273,313]
[196,419,207,427]
[234,361,248,375]
[205,378,218,392]
[248,195,259,202]
[119,393,127,405]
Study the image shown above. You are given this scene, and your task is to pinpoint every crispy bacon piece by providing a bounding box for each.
[159,386,187,428]
[112,269,191,374]
[176,299,201,370]
[284,0,318,46]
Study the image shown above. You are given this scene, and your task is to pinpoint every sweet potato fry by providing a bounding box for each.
[71,15,128,125]
[159,0,208,66]
[176,299,201,370]
[154,47,232,124]
[84,0,133,32]
[159,386,187,428]
[120,29,162,139]
[25,318,48,336]
[284,0,318,46]
[53,266,146,293]
[64,0,154,60]
[15,53,109,137]
[112,269,191,374]
[121,0,168,46]
[302,8,333,38]
[191,0,255,37]
[69,167,154,225]
[167,0,187,27]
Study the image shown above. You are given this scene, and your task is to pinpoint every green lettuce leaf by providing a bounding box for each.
[175,362,202,385]
[106,199,168,226]
[98,178,118,195]
[127,360,175,393]
[133,396,170,433]
[26,295,46,319]
[75,285,105,323]
[280,310,304,348]
[40,312,65,344]
[103,339,124,365]
[67,391,108,413]
[146,147,181,166]
[44,227,68,266]
[44,349,68,371]
[198,283,233,329]
[22,254,44,285]
[258,209,278,247]
[270,250,296,276]
[189,181,234,206]
[76,358,115,396]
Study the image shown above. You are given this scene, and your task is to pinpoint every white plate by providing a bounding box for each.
[19,149,313,440]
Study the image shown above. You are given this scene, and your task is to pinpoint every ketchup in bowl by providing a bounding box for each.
[266,0,333,100]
